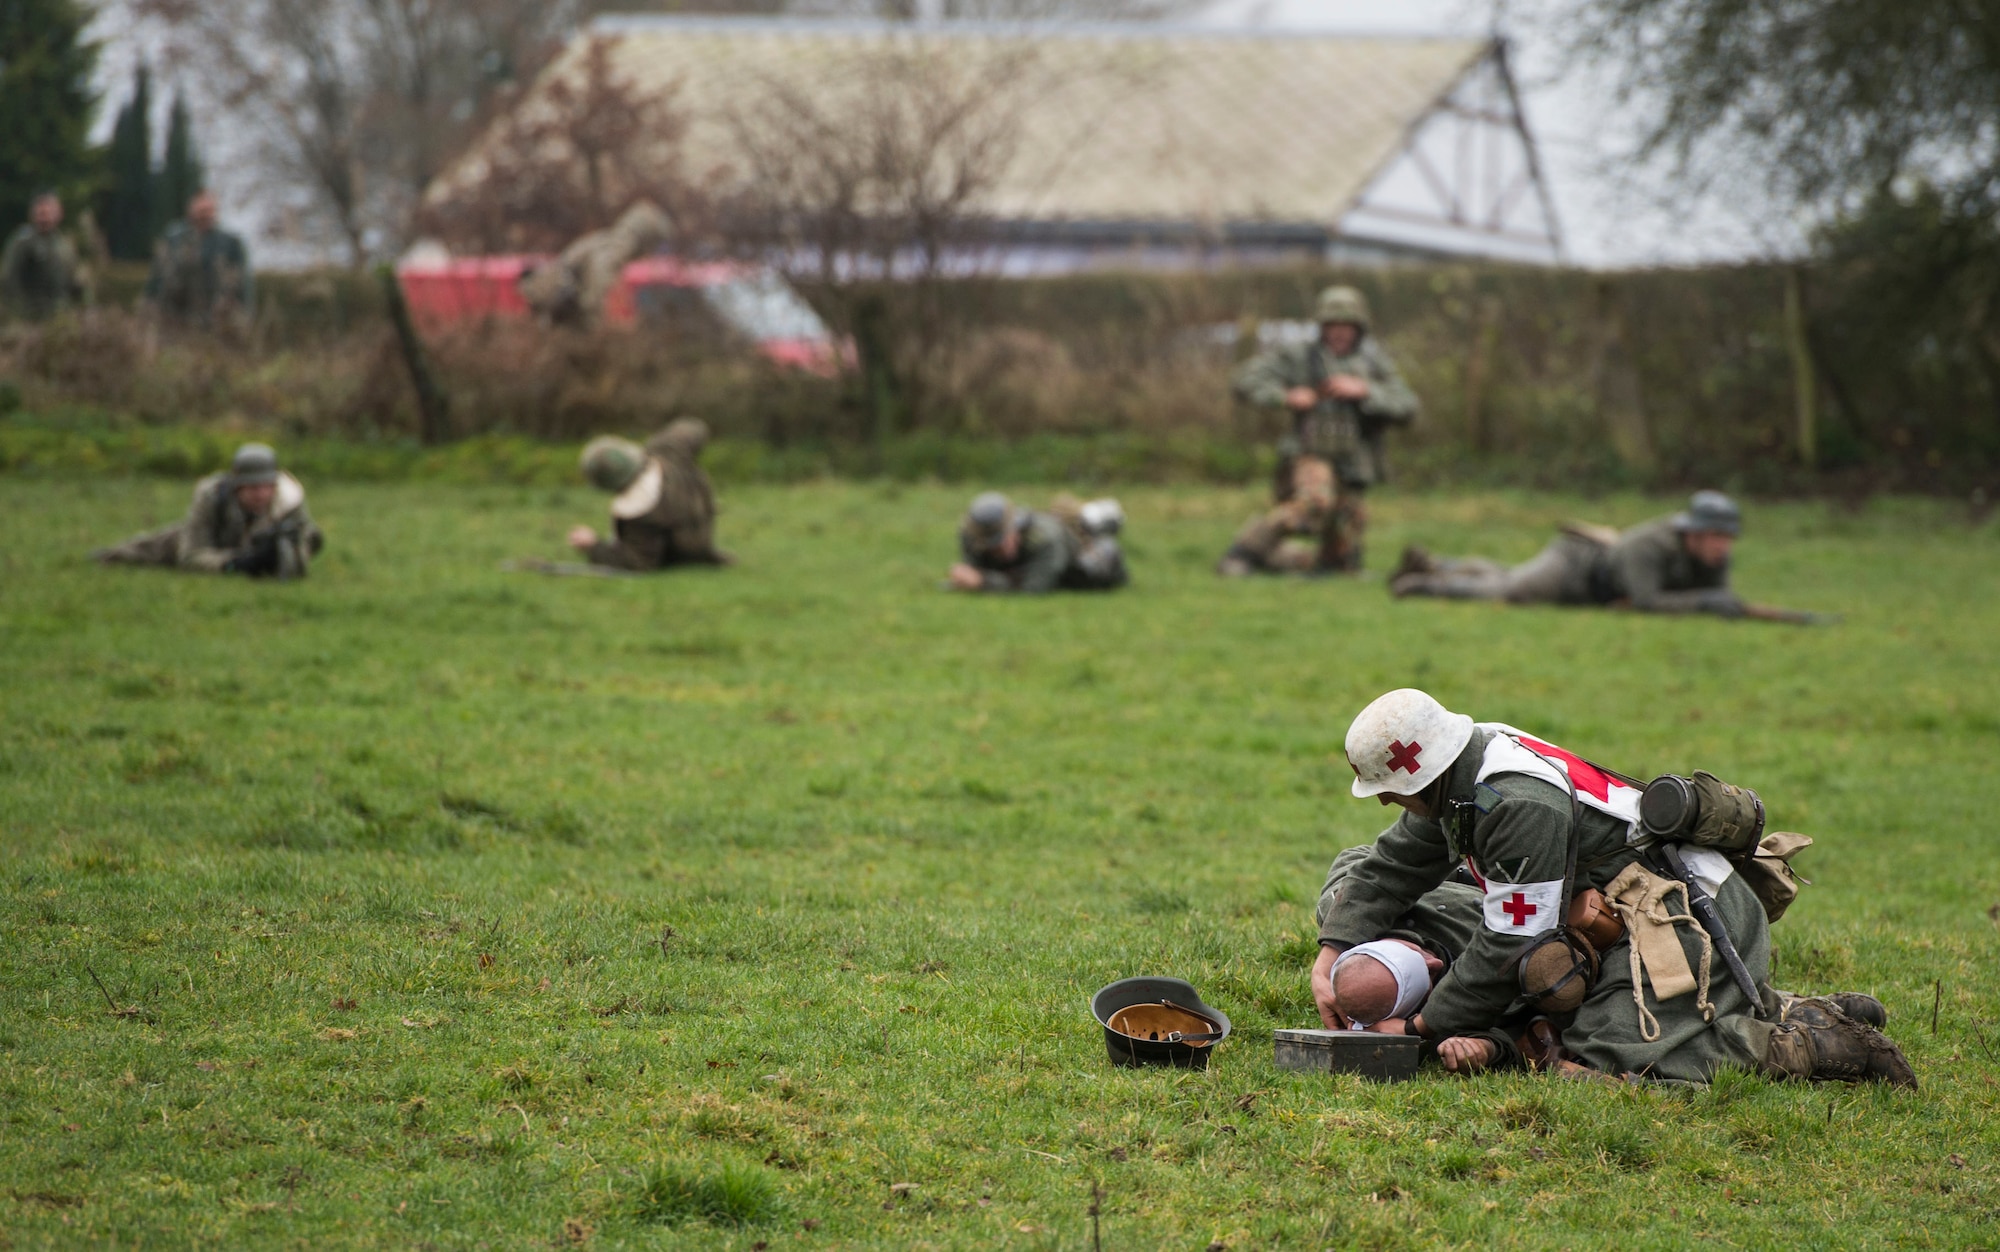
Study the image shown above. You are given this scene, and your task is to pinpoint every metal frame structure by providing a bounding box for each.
[1338,40,1565,265]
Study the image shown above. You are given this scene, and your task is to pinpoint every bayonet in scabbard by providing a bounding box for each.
[1656,843,1761,1005]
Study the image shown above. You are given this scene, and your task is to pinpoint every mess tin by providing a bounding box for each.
[1272,1028,1421,1082]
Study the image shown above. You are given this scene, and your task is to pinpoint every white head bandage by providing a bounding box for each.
[1332,940,1433,1024]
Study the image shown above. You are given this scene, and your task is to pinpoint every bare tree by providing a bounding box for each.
[722,39,1056,437]
[416,35,712,254]
[136,0,601,264]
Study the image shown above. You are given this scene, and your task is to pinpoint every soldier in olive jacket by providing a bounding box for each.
[570,420,727,571]
[1389,491,1749,616]
[1,192,88,321]
[146,191,253,331]
[1228,285,1419,572]
[95,443,323,579]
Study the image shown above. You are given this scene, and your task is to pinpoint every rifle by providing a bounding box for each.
[1653,843,1762,1005]
[501,559,640,579]
[1743,604,1842,626]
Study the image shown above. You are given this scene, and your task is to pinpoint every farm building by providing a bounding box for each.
[427,15,1564,273]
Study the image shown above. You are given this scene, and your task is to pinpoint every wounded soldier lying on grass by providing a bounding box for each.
[1312,688,1914,1088]
[94,442,323,580]
[1311,844,1542,1075]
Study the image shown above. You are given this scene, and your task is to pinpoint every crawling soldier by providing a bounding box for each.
[947,491,1127,594]
[94,443,323,580]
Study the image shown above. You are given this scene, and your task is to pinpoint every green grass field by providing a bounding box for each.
[2,477,1997,1250]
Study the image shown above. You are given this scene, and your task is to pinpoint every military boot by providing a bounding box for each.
[1777,997,1917,1090]
[1826,992,1888,1029]
[1216,548,1256,578]
[1390,544,1436,582]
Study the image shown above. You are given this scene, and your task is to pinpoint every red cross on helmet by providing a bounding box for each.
[1344,688,1475,798]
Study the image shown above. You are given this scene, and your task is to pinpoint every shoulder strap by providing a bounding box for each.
[1508,735,1584,917]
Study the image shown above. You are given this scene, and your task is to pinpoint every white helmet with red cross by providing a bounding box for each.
[1345,689,1474,798]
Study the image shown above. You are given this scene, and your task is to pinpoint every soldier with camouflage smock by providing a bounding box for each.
[948,492,1127,593]
[1222,285,1419,574]
[1313,689,1913,1087]
[145,191,253,331]
[569,419,727,571]
[1387,491,1826,622]
[1,192,88,322]
[95,443,323,579]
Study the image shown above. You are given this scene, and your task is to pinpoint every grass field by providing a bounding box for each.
[2,477,1997,1250]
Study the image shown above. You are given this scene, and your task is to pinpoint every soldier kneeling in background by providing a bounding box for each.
[570,419,729,571]
[1217,455,1337,576]
[95,443,322,580]
[948,491,1128,594]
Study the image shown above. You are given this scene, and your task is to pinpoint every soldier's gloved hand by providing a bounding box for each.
[1697,590,1747,618]
[1324,374,1371,401]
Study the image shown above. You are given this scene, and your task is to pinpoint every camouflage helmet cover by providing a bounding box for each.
[1314,285,1371,330]
[229,442,281,486]
[580,436,647,493]
[960,491,1018,554]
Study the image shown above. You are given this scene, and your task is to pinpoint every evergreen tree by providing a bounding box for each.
[159,92,204,233]
[101,63,154,260]
[0,0,101,232]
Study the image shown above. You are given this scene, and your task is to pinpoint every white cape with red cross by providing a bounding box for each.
[1466,724,1728,936]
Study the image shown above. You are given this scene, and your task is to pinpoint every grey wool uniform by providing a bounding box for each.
[1320,726,1781,1082]
[95,471,323,578]
[956,502,1128,588]
[1395,515,1744,616]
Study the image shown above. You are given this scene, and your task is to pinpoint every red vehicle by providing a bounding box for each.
[396,255,847,377]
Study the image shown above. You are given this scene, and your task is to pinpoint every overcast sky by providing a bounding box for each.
[89,0,1795,269]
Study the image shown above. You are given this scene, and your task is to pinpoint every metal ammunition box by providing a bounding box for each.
[1272,1029,1420,1082]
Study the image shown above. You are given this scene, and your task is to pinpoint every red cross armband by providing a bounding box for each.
[1480,879,1563,936]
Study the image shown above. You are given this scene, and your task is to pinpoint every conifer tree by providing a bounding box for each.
[101,63,154,260]
[0,0,100,232]
[159,92,205,232]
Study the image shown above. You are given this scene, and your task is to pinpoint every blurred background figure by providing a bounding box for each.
[1231,286,1419,573]
[948,491,1128,594]
[146,190,253,331]
[1,191,88,322]
[569,419,728,571]
[95,442,323,579]
[1387,490,1814,620]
